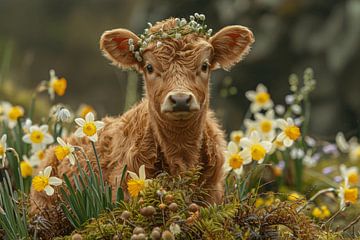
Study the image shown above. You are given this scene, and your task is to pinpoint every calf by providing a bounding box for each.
[30,17,254,216]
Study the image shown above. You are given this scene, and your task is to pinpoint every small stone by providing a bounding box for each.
[72,233,83,240]
[168,203,178,212]
[121,210,132,220]
[133,226,145,235]
[161,230,175,240]
[140,206,156,217]
[137,233,146,240]
[151,230,161,240]
[164,194,174,203]
[188,203,199,213]
[159,203,167,210]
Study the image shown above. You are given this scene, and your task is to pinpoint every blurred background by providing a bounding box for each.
[0,0,359,139]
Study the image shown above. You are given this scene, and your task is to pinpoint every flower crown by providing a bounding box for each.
[128,13,212,62]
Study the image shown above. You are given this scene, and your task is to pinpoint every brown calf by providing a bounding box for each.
[30,17,254,218]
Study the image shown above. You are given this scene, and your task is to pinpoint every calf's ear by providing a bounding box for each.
[100,29,141,71]
[209,25,255,71]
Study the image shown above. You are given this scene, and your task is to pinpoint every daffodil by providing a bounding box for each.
[340,164,359,186]
[276,118,301,147]
[77,104,96,119]
[230,130,244,145]
[245,84,274,113]
[253,110,277,141]
[22,125,54,151]
[30,150,46,165]
[32,166,62,196]
[2,102,24,128]
[23,118,32,133]
[20,155,37,178]
[240,131,272,164]
[127,165,150,197]
[224,141,251,175]
[349,141,360,162]
[54,137,76,165]
[0,134,7,160]
[74,112,104,142]
[338,181,358,209]
[48,69,67,100]
[288,192,302,201]
[312,205,330,220]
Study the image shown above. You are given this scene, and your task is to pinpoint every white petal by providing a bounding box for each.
[22,135,31,144]
[139,165,146,180]
[284,138,293,147]
[287,117,294,125]
[250,103,260,113]
[277,132,286,141]
[44,185,54,196]
[44,134,54,144]
[245,91,256,100]
[276,119,288,129]
[44,166,52,177]
[69,154,76,165]
[74,128,85,138]
[257,83,267,92]
[29,125,39,132]
[261,141,273,152]
[40,125,48,133]
[49,177,62,186]
[89,134,98,142]
[266,110,274,119]
[228,141,238,154]
[127,171,139,180]
[234,167,243,176]
[75,118,85,126]
[240,138,252,148]
[85,112,94,122]
[1,134,7,143]
[57,137,66,146]
[258,158,265,164]
[250,131,261,142]
[95,121,105,130]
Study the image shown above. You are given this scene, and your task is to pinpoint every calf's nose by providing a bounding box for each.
[169,93,192,112]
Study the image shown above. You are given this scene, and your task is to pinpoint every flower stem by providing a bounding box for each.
[91,141,104,191]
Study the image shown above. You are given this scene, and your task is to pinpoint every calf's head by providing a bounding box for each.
[100,18,254,121]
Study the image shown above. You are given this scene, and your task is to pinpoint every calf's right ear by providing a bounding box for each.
[100,29,141,71]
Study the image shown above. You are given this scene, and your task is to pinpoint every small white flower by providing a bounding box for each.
[336,132,349,153]
[285,94,295,105]
[170,223,181,235]
[254,110,277,141]
[245,84,274,113]
[240,131,272,164]
[291,104,302,115]
[22,125,54,151]
[23,118,32,133]
[30,150,46,165]
[32,166,62,196]
[0,134,7,160]
[54,137,76,165]
[54,107,72,123]
[74,112,104,142]
[2,102,24,129]
[275,104,285,115]
[290,148,305,159]
[340,164,359,186]
[224,141,251,176]
[230,130,244,145]
[276,118,301,147]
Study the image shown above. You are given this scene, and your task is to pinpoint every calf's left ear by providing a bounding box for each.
[209,25,255,71]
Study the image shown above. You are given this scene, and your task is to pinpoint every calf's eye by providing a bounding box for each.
[146,64,154,73]
[201,62,209,72]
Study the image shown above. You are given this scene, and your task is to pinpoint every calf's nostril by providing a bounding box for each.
[168,94,193,112]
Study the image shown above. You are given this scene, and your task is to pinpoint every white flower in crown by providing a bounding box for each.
[254,110,277,141]
[22,125,54,151]
[223,141,251,176]
[245,84,274,113]
[74,112,105,142]
[240,131,272,164]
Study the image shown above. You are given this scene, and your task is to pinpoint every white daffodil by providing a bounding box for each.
[245,84,274,113]
[0,134,7,160]
[254,110,277,141]
[54,137,76,165]
[32,166,62,196]
[224,141,251,176]
[22,125,54,151]
[340,164,359,186]
[23,118,32,133]
[276,118,301,147]
[74,112,104,142]
[29,150,46,166]
[20,155,41,178]
[127,165,150,197]
[240,131,272,164]
[230,130,244,145]
[338,180,358,209]
[2,102,24,129]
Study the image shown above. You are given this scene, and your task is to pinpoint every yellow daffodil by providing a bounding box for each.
[0,134,7,160]
[127,165,150,197]
[230,130,244,145]
[2,102,24,129]
[245,84,274,113]
[276,118,301,147]
[54,137,76,165]
[240,131,272,164]
[224,141,251,176]
[254,110,277,141]
[339,181,359,209]
[77,104,96,119]
[48,69,67,99]
[340,164,359,186]
[22,125,54,151]
[20,156,33,178]
[288,192,302,201]
[32,166,62,196]
[74,112,104,142]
